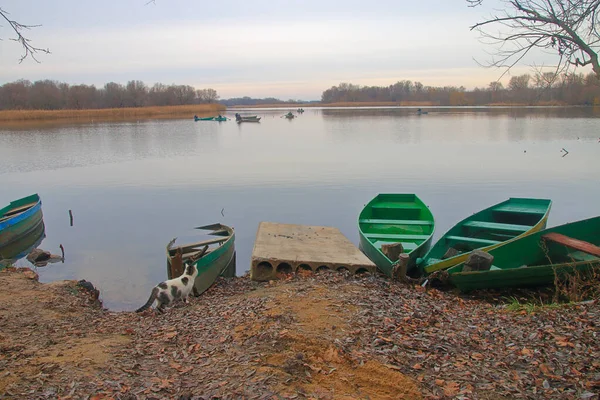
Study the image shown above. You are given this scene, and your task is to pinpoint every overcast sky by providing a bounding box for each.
[0,0,566,100]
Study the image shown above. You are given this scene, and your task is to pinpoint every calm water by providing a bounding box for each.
[1,107,599,310]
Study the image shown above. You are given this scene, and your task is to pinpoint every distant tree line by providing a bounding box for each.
[219,96,315,106]
[321,73,600,106]
[0,79,219,110]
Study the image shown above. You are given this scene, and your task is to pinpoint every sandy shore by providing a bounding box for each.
[0,267,598,399]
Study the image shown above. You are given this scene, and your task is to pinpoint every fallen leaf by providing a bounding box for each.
[443,381,460,397]
[164,331,178,339]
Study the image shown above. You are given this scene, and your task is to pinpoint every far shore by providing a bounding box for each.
[1,101,595,125]
[231,101,437,108]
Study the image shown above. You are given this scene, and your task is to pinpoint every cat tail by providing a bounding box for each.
[136,287,159,313]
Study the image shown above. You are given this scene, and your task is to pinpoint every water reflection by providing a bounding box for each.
[0,220,46,268]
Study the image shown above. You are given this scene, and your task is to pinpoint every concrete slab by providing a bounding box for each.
[250,222,377,281]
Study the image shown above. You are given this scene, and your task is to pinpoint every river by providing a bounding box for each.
[1,106,599,310]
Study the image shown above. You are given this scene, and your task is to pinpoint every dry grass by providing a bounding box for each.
[553,263,600,303]
[0,104,225,123]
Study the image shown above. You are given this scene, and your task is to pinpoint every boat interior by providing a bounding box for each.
[423,198,551,267]
[359,194,434,255]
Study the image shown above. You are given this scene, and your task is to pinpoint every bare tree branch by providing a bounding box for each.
[469,0,600,80]
[0,7,50,63]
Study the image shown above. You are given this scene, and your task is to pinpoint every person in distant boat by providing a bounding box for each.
[194,115,198,119]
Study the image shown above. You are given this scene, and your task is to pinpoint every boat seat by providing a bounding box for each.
[366,233,430,241]
[463,221,530,234]
[376,242,418,252]
[359,219,433,226]
[492,204,547,215]
[371,203,423,210]
[568,251,598,262]
[446,236,501,247]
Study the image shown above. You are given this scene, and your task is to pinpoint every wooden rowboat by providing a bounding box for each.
[446,216,600,291]
[419,198,552,274]
[235,113,261,123]
[0,194,43,248]
[358,194,435,277]
[167,223,236,296]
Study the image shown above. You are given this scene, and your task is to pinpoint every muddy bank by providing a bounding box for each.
[0,267,598,399]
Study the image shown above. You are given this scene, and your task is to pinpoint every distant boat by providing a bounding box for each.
[358,193,435,277]
[0,194,43,249]
[419,198,552,274]
[284,112,295,119]
[166,223,236,296]
[297,108,305,113]
[214,116,228,121]
[235,113,261,123]
[416,108,428,115]
[447,216,600,291]
[194,116,215,121]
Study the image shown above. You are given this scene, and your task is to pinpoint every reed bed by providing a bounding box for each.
[0,104,226,123]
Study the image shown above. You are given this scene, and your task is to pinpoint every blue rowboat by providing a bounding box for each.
[0,194,43,248]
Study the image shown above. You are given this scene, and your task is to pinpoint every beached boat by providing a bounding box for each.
[419,198,552,274]
[446,216,600,291]
[358,194,435,277]
[166,223,236,296]
[0,220,46,269]
[0,194,43,248]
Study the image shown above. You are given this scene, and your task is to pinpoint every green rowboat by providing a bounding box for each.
[420,198,552,274]
[0,194,43,248]
[167,223,236,296]
[358,194,435,277]
[194,116,215,121]
[214,116,228,121]
[447,216,600,291]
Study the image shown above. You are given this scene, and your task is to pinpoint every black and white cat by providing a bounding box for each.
[136,262,199,313]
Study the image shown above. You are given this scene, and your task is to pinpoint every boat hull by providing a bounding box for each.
[167,224,236,296]
[421,198,552,274]
[0,194,43,248]
[447,216,600,291]
[358,193,435,277]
